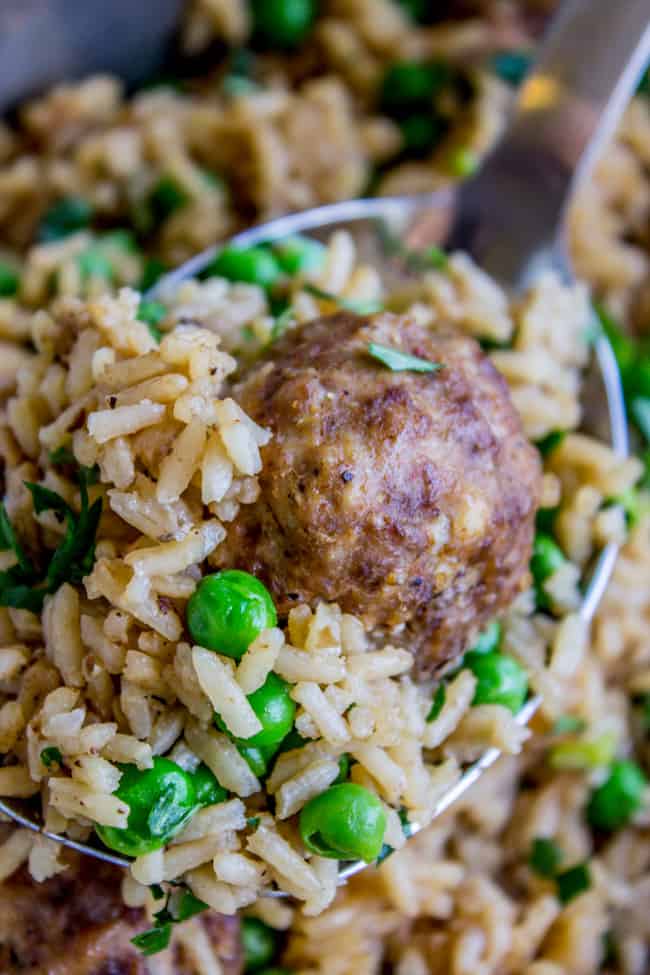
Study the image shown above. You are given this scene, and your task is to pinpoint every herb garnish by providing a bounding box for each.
[270,305,294,342]
[556,862,591,904]
[131,886,209,955]
[0,467,102,613]
[552,715,587,735]
[529,837,563,878]
[377,222,448,271]
[304,284,383,316]
[426,683,445,722]
[40,746,63,769]
[376,807,414,865]
[367,342,442,374]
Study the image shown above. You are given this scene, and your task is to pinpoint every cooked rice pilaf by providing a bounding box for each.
[0,2,648,973]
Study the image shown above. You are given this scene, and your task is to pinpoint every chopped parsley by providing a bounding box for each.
[535,430,566,458]
[48,445,77,467]
[376,808,414,865]
[0,467,102,613]
[637,693,650,732]
[270,305,294,342]
[40,746,63,769]
[137,299,167,342]
[552,715,587,735]
[131,886,208,956]
[631,397,650,442]
[304,284,383,315]
[426,683,446,722]
[529,837,563,878]
[140,257,168,292]
[549,731,616,771]
[490,50,532,87]
[556,862,591,904]
[367,342,442,374]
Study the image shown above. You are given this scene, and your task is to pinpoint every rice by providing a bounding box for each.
[0,4,647,973]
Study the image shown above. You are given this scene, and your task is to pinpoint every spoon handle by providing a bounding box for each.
[450,0,650,288]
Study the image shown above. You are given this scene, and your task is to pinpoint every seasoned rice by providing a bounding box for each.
[0,2,648,973]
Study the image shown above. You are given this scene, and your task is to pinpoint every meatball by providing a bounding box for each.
[224,311,541,675]
[0,848,242,974]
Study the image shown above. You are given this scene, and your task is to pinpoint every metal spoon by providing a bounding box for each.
[1,0,647,885]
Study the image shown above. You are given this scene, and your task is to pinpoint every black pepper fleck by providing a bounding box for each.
[108,396,117,409]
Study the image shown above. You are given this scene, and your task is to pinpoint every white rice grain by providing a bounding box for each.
[192,647,262,739]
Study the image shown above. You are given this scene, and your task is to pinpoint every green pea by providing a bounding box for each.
[38,196,93,242]
[216,672,295,751]
[586,759,647,832]
[241,917,278,971]
[530,533,566,610]
[95,757,197,856]
[191,763,228,806]
[465,650,528,713]
[187,570,277,659]
[380,60,450,117]
[251,0,317,48]
[272,236,325,275]
[469,620,502,655]
[239,742,275,778]
[299,783,387,862]
[203,246,282,289]
[0,262,19,297]
[277,727,307,754]
[399,114,446,157]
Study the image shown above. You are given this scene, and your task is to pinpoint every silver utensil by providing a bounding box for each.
[1,0,647,886]
[0,0,184,113]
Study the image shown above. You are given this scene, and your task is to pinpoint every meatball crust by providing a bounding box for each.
[225,311,541,675]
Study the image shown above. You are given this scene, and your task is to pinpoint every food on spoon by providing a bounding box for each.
[0,229,629,930]
[223,310,542,675]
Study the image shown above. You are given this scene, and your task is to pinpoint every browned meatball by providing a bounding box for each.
[224,311,541,675]
[0,849,242,974]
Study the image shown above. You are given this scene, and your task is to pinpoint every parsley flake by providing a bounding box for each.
[0,468,102,613]
[40,746,63,769]
[130,886,209,956]
[556,862,591,904]
[426,684,446,722]
[304,284,383,315]
[529,837,563,878]
[367,342,442,374]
